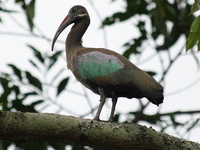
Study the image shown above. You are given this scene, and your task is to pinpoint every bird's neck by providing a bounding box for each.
[65,17,90,68]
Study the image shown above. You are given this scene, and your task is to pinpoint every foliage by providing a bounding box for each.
[0,45,69,150]
[0,44,69,111]
[0,0,200,150]
[103,0,194,57]
[15,0,36,31]
[186,0,200,51]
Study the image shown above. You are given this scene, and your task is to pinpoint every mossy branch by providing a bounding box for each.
[0,111,199,150]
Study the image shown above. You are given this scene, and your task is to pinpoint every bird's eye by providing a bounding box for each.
[73,7,78,12]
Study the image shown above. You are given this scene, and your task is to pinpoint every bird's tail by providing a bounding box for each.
[129,67,164,106]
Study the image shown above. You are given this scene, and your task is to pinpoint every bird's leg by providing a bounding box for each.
[93,87,106,121]
[108,92,118,122]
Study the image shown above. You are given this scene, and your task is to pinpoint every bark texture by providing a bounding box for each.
[0,111,199,150]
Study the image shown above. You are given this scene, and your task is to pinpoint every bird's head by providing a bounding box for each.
[51,5,89,51]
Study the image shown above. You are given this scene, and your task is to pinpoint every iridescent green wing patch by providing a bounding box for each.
[75,51,125,79]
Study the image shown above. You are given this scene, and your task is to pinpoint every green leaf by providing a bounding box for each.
[7,64,22,81]
[0,77,11,108]
[25,71,42,91]
[48,50,63,70]
[15,0,25,3]
[23,92,37,99]
[57,77,69,96]
[27,44,44,64]
[0,77,9,91]
[123,39,141,58]
[12,85,20,98]
[145,71,157,77]
[190,15,200,33]
[49,50,63,59]
[12,98,37,112]
[189,2,200,16]
[48,59,56,70]
[31,100,44,107]
[26,0,35,31]
[29,59,40,70]
[186,31,200,51]
[186,16,200,51]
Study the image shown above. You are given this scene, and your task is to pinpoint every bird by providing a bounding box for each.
[51,5,164,122]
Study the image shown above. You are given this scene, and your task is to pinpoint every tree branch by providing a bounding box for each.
[0,111,199,150]
[130,110,200,125]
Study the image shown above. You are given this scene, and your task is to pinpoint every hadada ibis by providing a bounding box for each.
[51,5,164,122]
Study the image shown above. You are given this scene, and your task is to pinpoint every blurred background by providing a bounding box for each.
[0,0,200,150]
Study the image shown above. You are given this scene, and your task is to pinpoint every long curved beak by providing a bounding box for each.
[51,15,74,51]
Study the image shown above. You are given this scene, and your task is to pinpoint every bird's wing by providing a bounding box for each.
[73,50,130,86]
